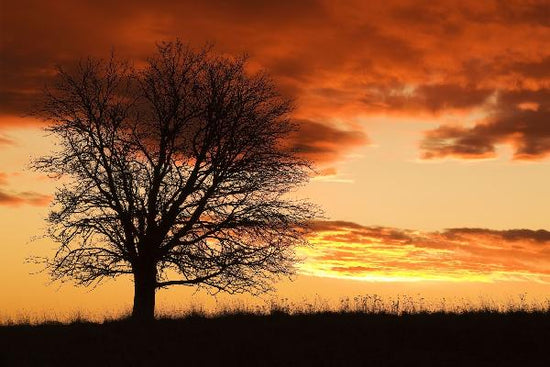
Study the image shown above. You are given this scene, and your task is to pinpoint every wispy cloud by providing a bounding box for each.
[0,172,51,207]
[0,135,15,147]
[300,221,550,283]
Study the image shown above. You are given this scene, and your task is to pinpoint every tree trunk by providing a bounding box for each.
[132,263,157,321]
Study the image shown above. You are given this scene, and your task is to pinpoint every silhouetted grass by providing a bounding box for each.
[2,295,549,366]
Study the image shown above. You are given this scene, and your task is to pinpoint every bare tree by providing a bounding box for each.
[32,41,317,321]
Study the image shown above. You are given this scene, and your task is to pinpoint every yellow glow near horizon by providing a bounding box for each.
[297,225,550,284]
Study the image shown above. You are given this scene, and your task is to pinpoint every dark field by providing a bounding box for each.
[2,311,549,366]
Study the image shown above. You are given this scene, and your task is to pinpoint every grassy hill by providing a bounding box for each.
[2,310,549,366]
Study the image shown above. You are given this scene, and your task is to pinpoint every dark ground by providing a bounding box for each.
[1,311,549,366]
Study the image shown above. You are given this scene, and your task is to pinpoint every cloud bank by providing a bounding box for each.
[2,0,548,161]
[300,221,550,283]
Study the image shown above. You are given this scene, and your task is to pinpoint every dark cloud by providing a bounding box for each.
[300,220,550,282]
[510,56,550,79]
[421,89,550,160]
[415,84,494,112]
[288,119,368,163]
[421,125,496,159]
[363,83,494,112]
[459,0,550,27]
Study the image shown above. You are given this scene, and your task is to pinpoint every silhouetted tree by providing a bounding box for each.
[32,41,317,321]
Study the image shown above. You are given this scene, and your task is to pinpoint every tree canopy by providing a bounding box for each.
[32,41,318,320]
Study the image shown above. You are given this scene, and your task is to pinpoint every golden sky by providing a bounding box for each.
[1,0,549,318]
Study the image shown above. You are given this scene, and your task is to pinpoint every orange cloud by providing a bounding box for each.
[1,0,549,160]
[0,190,51,207]
[301,221,550,283]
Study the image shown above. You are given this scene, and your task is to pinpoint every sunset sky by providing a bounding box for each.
[1,0,549,318]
